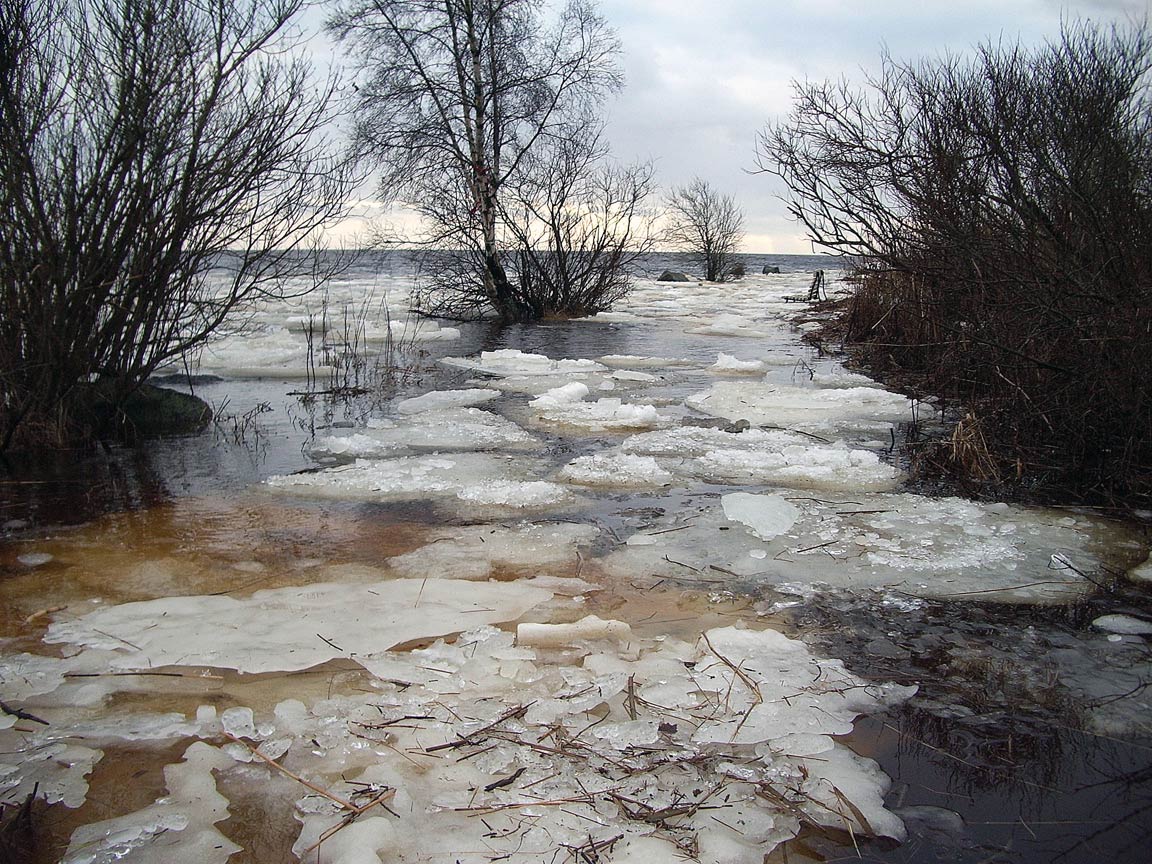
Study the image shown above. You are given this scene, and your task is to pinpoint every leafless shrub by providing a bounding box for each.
[759,22,1152,502]
[0,0,358,450]
[664,178,746,282]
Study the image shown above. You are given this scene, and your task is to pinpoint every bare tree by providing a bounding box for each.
[504,127,658,318]
[0,0,357,450]
[328,0,623,321]
[757,22,1152,501]
[664,178,745,282]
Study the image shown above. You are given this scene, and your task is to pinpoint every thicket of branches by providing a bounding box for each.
[760,23,1152,503]
[664,178,745,282]
[0,0,356,450]
[331,0,649,321]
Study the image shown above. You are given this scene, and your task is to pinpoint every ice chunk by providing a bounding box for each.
[687,380,911,434]
[532,397,666,431]
[0,653,69,700]
[441,349,607,377]
[17,552,54,567]
[723,493,801,540]
[388,523,597,582]
[455,480,570,508]
[528,381,590,407]
[46,579,553,674]
[709,353,767,374]
[0,743,101,808]
[686,313,775,338]
[62,742,240,864]
[395,388,499,414]
[1092,614,1152,635]
[220,706,257,738]
[605,493,1112,602]
[516,616,634,648]
[557,453,673,487]
[598,354,695,368]
[308,408,535,457]
[267,452,566,511]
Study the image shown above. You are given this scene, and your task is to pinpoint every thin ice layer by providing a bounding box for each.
[387,523,597,581]
[62,743,240,864]
[687,380,911,434]
[621,426,902,492]
[557,452,673,487]
[45,579,553,673]
[441,349,607,377]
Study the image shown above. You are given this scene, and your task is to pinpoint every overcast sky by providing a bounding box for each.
[327,0,1148,253]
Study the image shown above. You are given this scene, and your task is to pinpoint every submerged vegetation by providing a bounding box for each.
[761,22,1152,504]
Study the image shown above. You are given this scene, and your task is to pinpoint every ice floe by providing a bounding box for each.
[557,452,674,487]
[61,742,240,864]
[45,579,554,673]
[258,625,909,862]
[709,352,767,374]
[687,380,912,435]
[266,452,569,510]
[387,522,597,581]
[605,494,1115,602]
[441,349,607,377]
[614,425,902,492]
[394,387,499,414]
[308,408,536,458]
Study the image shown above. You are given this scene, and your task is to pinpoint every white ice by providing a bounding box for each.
[308,408,536,458]
[266,452,569,510]
[387,522,597,582]
[45,579,554,673]
[62,743,240,864]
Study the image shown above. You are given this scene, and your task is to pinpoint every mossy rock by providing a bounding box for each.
[121,384,212,436]
[71,382,212,439]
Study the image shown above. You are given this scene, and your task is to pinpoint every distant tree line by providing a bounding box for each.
[760,23,1152,502]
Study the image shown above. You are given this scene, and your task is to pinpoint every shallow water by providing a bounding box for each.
[1,265,1149,863]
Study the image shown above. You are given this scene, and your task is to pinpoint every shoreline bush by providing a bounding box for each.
[762,23,1152,504]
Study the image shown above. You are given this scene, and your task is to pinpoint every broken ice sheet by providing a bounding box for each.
[557,452,674,487]
[394,388,499,414]
[278,624,908,863]
[686,379,911,437]
[265,452,571,512]
[620,425,901,492]
[440,348,607,377]
[606,493,1114,602]
[44,579,553,673]
[61,742,240,864]
[386,522,597,581]
[308,407,536,458]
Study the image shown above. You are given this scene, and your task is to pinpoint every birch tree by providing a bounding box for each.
[329,0,622,321]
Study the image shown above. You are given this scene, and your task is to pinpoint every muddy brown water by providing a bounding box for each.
[2,312,1150,863]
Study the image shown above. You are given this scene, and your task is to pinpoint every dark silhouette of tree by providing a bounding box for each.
[504,127,658,319]
[664,178,745,282]
[758,23,1152,501]
[0,0,358,450]
[328,0,624,321]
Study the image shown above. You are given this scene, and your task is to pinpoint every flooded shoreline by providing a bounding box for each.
[2,267,1149,863]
